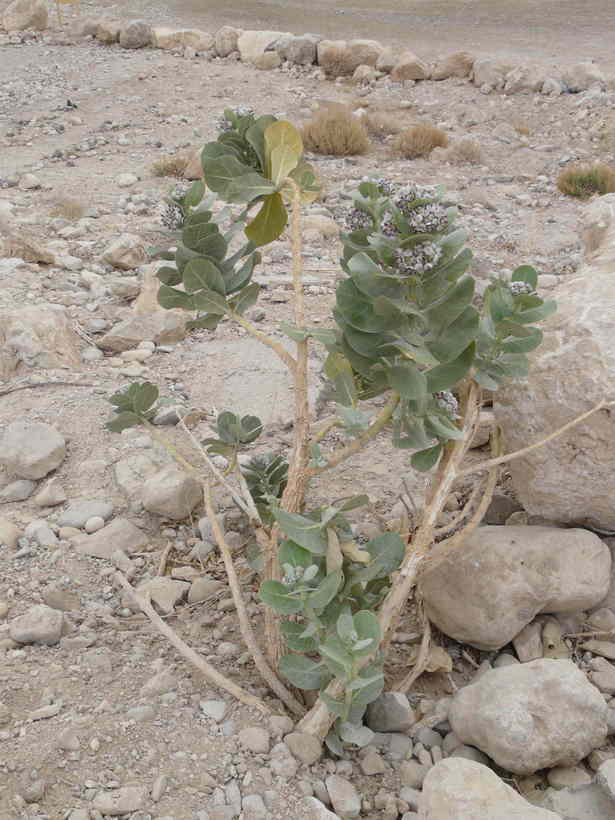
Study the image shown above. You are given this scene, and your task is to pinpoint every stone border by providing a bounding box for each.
[1,3,611,98]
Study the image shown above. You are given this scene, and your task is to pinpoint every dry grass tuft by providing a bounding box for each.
[302,105,370,157]
[445,138,484,166]
[362,110,403,139]
[556,162,615,199]
[394,124,449,159]
[49,197,86,221]
[151,153,189,178]
[319,46,360,79]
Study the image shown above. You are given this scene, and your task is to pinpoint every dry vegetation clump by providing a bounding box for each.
[599,118,615,154]
[445,138,484,165]
[512,119,531,137]
[394,124,449,159]
[362,109,404,139]
[302,105,370,156]
[151,152,189,178]
[319,46,360,79]
[556,162,615,199]
[49,197,86,220]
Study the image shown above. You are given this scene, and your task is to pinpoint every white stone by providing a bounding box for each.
[0,421,66,480]
[99,312,186,352]
[421,526,610,649]
[325,775,360,818]
[91,786,147,816]
[302,797,341,820]
[472,57,514,89]
[214,25,241,57]
[238,727,271,753]
[102,234,145,270]
[237,30,287,63]
[136,577,189,614]
[392,51,430,81]
[418,758,561,819]
[151,26,213,51]
[142,467,202,520]
[449,659,607,774]
[0,303,80,379]
[75,518,147,559]
[9,604,63,646]
[2,0,47,31]
[563,62,606,92]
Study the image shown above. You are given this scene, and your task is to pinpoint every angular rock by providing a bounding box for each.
[91,786,147,816]
[0,303,81,378]
[285,732,323,765]
[140,669,177,695]
[432,52,475,80]
[0,518,20,549]
[375,47,396,73]
[253,51,281,70]
[0,479,36,503]
[418,758,561,819]
[302,798,341,820]
[421,526,610,649]
[136,577,189,613]
[75,518,147,559]
[325,775,360,818]
[547,765,593,790]
[542,783,615,819]
[391,51,430,81]
[513,620,544,662]
[504,64,546,94]
[449,659,607,774]
[581,194,615,268]
[102,234,146,270]
[238,726,271,753]
[2,0,47,31]
[119,20,152,49]
[597,759,615,800]
[494,201,615,529]
[142,467,202,520]
[472,57,514,89]
[214,25,241,57]
[96,19,121,44]
[366,692,416,732]
[237,30,287,63]
[0,421,66,480]
[188,576,224,603]
[347,39,383,67]
[59,501,113,529]
[563,62,606,92]
[9,604,63,646]
[151,26,214,51]
[25,519,58,547]
[34,478,67,507]
[353,64,378,84]
[99,312,186,352]
[114,453,166,499]
[281,34,319,65]
[588,657,615,693]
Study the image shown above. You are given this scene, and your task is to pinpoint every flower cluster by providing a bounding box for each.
[216,105,256,133]
[393,242,443,275]
[404,202,449,234]
[509,280,536,296]
[346,207,374,233]
[160,200,185,231]
[435,391,460,418]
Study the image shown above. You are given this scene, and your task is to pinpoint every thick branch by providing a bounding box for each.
[459,400,613,477]
[308,392,401,476]
[204,483,305,717]
[230,310,297,372]
[115,572,272,714]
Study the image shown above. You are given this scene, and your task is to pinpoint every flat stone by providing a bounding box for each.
[136,577,189,614]
[588,657,615,694]
[325,775,360,818]
[200,699,227,722]
[285,732,323,765]
[547,765,593,790]
[75,518,148,559]
[142,467,202,520]
[542,783,615,819]
[91,785,147,816]
[238,727,271,754]
[0,479,36,503]
[99,312,187,352]
[302,797,341,820]
[597,759,615,800]
[58,500,114,529]
[33,478,67,507]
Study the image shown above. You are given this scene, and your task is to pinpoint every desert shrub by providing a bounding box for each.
[556,162,615,199]
[319,46,360,79]
[363,110,403,139]
[151,152,189,178]
[302,105,370,156]
[445,138,484,166]
[394,124,449,159]
[49,197,85,220]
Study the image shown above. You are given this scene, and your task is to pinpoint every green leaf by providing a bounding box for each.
[183,180,205,210]
[425,413,463,440]
[205,154,255,196]
[157,265,182,286]
[515,299,557,325]
[264,120,303,178]
[132,382,159,414]
[272,508,328,555]
[425,275,475,333]
[182,216,227,259]
[356,532,405,582]
[425,342,476,392]
[259,580,303,614]
[186,314,222,331]
[245,115,278,170]
[183,258,226,295]
[349,665,385,708]
[308,569,344,611]
[337,612,356,643]
[279,654,329,690]
[319,635,354,680]
[232,282,260,315]
[502,327,543,353]
[427,305,479,363]
[225,253,259,294]
[158,284,192,310]
[387,363,427,399]
[325,729,345,757]
[270,143,301,188]
[337,406,370,435]
[411,442,443,472]
[106,411,143,433]
[512,264,538,290]
[216,410,242,444]
[280,621,320,653]
[320,692,349,719]
[191,287,228,315]
[175,244,200,274]
[279,540,315,569]
[245,192,288,246]
[352,610,381,657]
[324,352,357,407]
[226,172,277,204]
[239,413,263,443]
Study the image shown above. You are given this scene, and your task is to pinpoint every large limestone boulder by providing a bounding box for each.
[214,25,241,57]
[0,421,66,480]
[119,20,152,49]
[472,57,515,89]
[9,605,63,646]
[277,33,320,65]
[494,197,615,529]
[449,659,607,774]
[237,30,288,64]
[0,303,81,378]
[420,526,610,650]
[418,758,562,819]
[151,27,214,51]
[2,0,47,31]
[562,61,606,92]
[391,51,430,81]
[96,20,121,44]
[432,52,475,80]
[504,64,546,94]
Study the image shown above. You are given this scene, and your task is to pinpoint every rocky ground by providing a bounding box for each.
[2,3,615,820]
